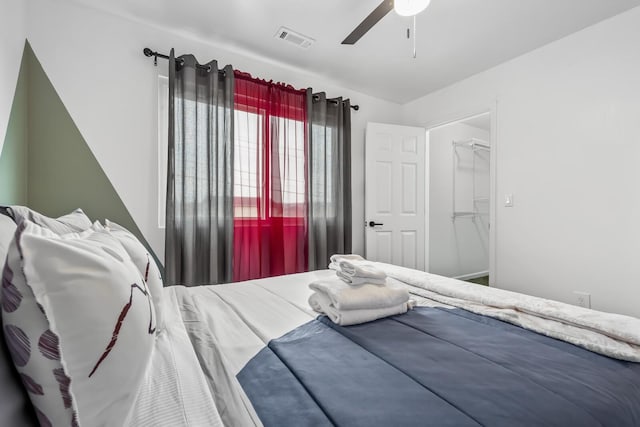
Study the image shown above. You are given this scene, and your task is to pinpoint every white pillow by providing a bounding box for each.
[4,221,156,426]
[7,206,92,234]
[104,219,165,333]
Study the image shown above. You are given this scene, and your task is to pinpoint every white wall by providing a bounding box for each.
[17,1,640,317]
[429,123,489,279]
[25,0,403,260]
[402,6,640,317]
[0,0,27,153]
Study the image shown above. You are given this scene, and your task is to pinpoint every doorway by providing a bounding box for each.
[426,112,492,285]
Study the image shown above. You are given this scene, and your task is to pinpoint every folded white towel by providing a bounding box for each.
[309,292,415,326]
[308,278,409,311]
[328,259,387,286]
[330,254,365,264]
[339,261,387,280]
[336,271,386,286]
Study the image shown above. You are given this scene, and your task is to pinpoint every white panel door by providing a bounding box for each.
[365,122,426,270]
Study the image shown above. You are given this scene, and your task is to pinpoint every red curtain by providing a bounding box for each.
[233,71,308,281]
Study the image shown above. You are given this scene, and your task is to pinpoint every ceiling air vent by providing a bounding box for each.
[274,27,315,49]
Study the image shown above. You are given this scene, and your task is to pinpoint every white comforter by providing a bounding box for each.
[375,262,640,362]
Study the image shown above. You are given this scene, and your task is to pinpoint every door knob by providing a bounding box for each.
[368,221,384,227]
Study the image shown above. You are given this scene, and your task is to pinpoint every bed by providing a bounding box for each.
[166,269,640,427]
[2,207,640,427]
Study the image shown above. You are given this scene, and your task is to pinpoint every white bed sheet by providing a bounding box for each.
[166,271,335,427]
[127,290,223,427]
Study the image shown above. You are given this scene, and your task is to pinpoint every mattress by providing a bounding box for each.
[167,268,640,427]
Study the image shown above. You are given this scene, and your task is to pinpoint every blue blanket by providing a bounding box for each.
[237,307,640,426]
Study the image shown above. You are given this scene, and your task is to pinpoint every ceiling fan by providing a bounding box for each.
[342,0,431,45]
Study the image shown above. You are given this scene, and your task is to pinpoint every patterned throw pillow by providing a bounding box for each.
[2,221,156,426]
[0,214,39,426]
[2,226,78,426]
[0,207,93,426]
[105,220,165,333]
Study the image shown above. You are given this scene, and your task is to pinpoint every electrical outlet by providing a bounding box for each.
[573,291,591,309]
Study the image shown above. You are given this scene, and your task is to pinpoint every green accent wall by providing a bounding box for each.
[0,45,28,205]
[0,43,160,267]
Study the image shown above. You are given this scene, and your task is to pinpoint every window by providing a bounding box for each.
[275,118,306,217]
[158,77,307,226]
[233,110,263,218]
[233,104,306,220]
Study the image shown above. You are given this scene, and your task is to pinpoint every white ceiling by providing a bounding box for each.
[70,0,640,104]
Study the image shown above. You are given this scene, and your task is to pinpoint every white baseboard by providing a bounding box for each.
[453,271,489,281]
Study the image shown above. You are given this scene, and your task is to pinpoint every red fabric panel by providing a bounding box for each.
[233,71,308,281]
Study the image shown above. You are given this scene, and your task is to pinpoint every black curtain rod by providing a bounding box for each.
[143,48,359,111]
[144,48,215,72]
[311,95,360,111]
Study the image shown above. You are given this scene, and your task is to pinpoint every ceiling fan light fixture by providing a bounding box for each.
[394,0,431,17]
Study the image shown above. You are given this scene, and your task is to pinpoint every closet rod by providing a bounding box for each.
[452,138,490,151]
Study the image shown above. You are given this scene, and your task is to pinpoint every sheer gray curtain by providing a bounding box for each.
[307,92,352,270]
[165,50,235,285]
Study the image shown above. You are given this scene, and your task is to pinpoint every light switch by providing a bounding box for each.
[504,194,514,207]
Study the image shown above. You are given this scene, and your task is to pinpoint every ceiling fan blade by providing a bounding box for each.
[342,0,394,45]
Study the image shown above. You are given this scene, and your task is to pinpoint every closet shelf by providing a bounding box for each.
[452,138,491,222]
[452,211,477,219]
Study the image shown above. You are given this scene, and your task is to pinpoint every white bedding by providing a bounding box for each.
[127,291,223,427]
[160,270,462,426]
[166,270,334,427]
[373,262,640,362]
[128,266,640,426]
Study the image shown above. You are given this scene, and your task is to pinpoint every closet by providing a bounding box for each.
[451,138,490,222]
[426,113,491,282]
